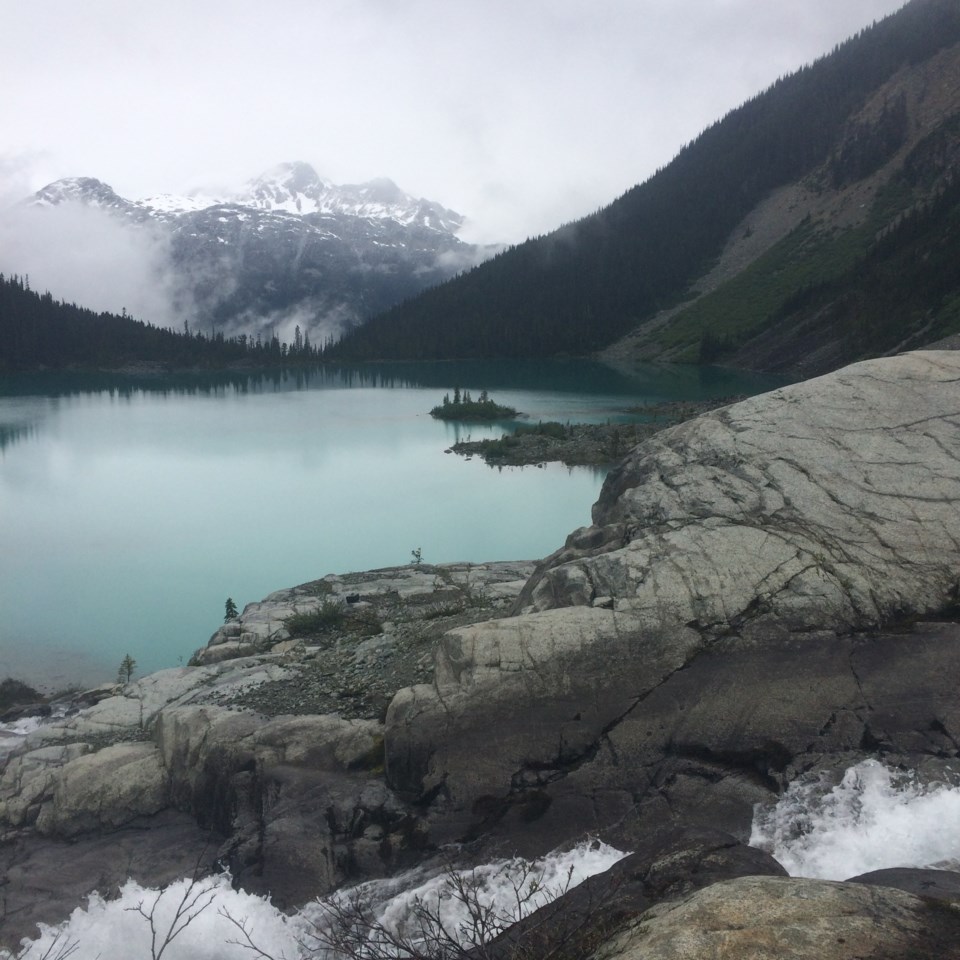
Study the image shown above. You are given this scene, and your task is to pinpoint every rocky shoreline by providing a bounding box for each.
[4,352,960,957]
[450,397,744,466]
[195,560,536,720]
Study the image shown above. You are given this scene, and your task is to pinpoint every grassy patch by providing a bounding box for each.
[422,601,466,620]
[656,176,938,362]
[284,600,382,640]
[657,218,872,360]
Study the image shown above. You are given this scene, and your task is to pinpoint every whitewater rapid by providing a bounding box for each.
[4,841,627,960]
[8,760,960,958]
[749,758,960,878]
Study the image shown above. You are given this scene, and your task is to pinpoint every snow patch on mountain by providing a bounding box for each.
[34,162,464,235]
[14,162,489,346]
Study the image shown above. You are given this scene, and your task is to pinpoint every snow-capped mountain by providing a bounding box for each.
[26,163,489,343]
[33,162,464,232]
[33,177,139,214]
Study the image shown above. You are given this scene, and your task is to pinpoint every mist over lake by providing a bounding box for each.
[0,360,786,689]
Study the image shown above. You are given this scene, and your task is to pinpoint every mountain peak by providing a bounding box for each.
[28,165,465,234]
[32,177,130,210]
[247,161,328,198]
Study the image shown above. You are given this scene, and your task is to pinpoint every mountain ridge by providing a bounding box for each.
[23,162,488,345]
[326,0,960,376]
[31,161,464,233]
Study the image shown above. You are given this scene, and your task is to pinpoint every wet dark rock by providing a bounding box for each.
[846,866,960,903]
[0,811,220,948]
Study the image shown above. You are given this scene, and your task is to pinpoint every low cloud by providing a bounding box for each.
[224,298,359,349]
[431,242,503,277]
[0,201,188,329]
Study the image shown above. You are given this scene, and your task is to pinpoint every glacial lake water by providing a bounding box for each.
[0,360,787,689]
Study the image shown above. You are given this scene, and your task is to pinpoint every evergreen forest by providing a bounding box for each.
[0,275,320,371]
[324,0,960,366]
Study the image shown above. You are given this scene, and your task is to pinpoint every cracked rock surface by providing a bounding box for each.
[384,352,960,853]
[521,351,960,630]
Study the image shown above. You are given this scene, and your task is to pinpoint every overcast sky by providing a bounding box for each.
[2,0,908,245]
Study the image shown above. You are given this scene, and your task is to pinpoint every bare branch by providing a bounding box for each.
[15,931,84,960]
[125,875,218,960]
[219,906,288,960]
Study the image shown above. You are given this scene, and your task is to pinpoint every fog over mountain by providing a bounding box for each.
[1,2,909,245]
[1,162,490,344]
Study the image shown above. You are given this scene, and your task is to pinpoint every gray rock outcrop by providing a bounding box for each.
[523,350,960,627]
[385,351,960,850]
[0,562,532,945]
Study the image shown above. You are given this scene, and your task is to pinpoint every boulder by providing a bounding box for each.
[154,704,409,905]
[33,741,166,836]
[846,866,960,903]
[593,875,960,959]
[0,742,91,827]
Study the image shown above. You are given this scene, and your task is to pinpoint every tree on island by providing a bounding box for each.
[430,388,519,422]
[224,597,239,621]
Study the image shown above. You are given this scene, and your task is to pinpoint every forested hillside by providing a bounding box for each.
[325,0,960,373]
[0,275,319,371]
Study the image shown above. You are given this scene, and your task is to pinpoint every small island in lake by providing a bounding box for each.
[429,388,518,421]
[451,396,745,467]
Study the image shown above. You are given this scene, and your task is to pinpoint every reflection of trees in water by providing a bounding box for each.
[0,359,788,405]
[0,422,36,452]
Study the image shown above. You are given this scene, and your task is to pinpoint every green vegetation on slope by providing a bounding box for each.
[683,167,960,368]
[324,0,960,363]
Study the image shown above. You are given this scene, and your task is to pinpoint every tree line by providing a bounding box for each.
[323,0,960,361]
[0,274,322,371]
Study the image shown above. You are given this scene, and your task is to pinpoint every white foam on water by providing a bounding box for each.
[0,716,44,765]
[749,759,960,880]
[301,839,627,957]
[4,839,628,959]
[4,874,297,960]
[0,716,43,737]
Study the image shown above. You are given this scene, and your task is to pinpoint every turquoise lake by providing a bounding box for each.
[0,360,787,689]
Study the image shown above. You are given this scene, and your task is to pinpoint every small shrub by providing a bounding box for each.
[350,608,384,636]
[284,600,382,639]
[0,677,42,711]
[423,601,466,620]
[284,599,347,637]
